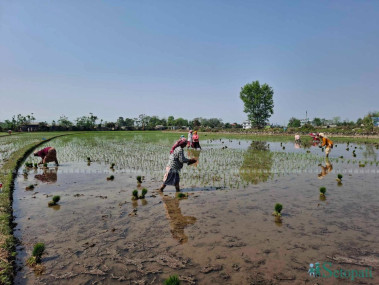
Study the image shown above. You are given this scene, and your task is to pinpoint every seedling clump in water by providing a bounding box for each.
[177,192,188,199]
[140,188,148,199]
[137,176,142,184]
[273,203,283,217]
[48,195,60,206]
[27,242,45,266]
[25,184,35,191]
[107,175,114,181]
[164,275,180,285]
[132,190,139,200]
[110,163,115,169]
[319,187,326,197]
[336,174,343,182]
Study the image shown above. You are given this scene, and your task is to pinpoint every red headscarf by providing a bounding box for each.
[170,138,187,154]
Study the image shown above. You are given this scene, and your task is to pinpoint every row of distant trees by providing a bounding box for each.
[288,112,379,132]
[0,113,241,132]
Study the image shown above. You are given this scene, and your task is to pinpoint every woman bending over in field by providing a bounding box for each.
[34,146,59,166]
[159,138,196,192]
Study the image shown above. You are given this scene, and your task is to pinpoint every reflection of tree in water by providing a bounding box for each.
[161,195,196,244]
[34,167,58,184]
[187,149,201,167]
[362,144,377,161]
[239,141,273,184]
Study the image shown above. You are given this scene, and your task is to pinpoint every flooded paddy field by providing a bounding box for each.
[13,132,379,284]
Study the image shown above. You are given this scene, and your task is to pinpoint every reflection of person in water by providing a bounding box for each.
[318,158,333,179]
[161,193,196,244]
[34,167,58,183]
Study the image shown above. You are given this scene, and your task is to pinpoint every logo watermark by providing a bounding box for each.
[308,262,373,281]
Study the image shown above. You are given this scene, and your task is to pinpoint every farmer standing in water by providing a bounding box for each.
[34,146,59,165]
[319,133,333,157]
[159,138,196,192]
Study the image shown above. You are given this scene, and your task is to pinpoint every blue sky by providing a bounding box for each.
[1,0,378,125]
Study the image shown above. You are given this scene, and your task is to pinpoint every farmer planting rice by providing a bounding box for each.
[159,138,196,192]
[319,133,334,157]
[187,130,193,148]
[33,146,59,165]
[192,131,202,150]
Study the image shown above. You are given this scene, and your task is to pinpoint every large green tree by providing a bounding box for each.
[240,81,274,129]
[288,117,301,128]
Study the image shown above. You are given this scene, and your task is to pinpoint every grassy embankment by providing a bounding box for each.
[0,132,72,285]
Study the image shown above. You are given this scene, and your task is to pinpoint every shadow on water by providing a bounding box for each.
[160,193,196,244]
[239,141,273,184]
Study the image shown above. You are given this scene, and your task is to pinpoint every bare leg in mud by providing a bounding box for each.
[159,183,180,192]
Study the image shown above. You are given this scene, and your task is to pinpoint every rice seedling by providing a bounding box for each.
[33,163,38,168]
[25,162,33,168]
[27,242,45,266]
[43,163,48,168]
[177,192,188,198]
[139,188,148,199]
[87,157,91,162]
[272,203,283,217]
[110,163,115,169]
[48,195,60,206]
[336,174,343,182]
[136,175,142,184]
[107,175,114,181]
[25,184,35,191]
[132,189,139,200]
[164,275,180,285]
[319,187,326,197]
[359,163,365,167]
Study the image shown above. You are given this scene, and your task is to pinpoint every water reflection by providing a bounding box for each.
[362,144,377,160]
[161,194,197,244]
[34,167,58,184]
[318,158,333,179]
[240,141,273,184]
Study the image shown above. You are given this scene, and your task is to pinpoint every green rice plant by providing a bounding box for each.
[43,163,48,167]
[164,275,180,285]
[25,162,33,168]
[27,242,45,265]
[107,175,114,181]
[273,203,282,217]
[25,184,34,191]
[139,188,148,199]
[136,176,142,183]
[337,174,343,180]
[48,195,60,206]
[132,189,138,200]
[110,163,115,169]
[319,187,326,196]
[34,163,38,168]
[87,157,91,161]
[177,192,187,198]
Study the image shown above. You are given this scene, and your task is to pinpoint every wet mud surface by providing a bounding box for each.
[13,137,379,284]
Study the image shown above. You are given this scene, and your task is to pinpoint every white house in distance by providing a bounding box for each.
[242,120,252,129]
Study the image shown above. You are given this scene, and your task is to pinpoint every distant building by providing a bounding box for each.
[155,125,166,130]
[300,119,310,126]
[20,122,40,132]
[242,121,252,129]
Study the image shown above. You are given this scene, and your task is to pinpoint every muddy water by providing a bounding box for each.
[13,138,379,284]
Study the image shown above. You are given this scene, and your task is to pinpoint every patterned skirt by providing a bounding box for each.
[163,167,180,186]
